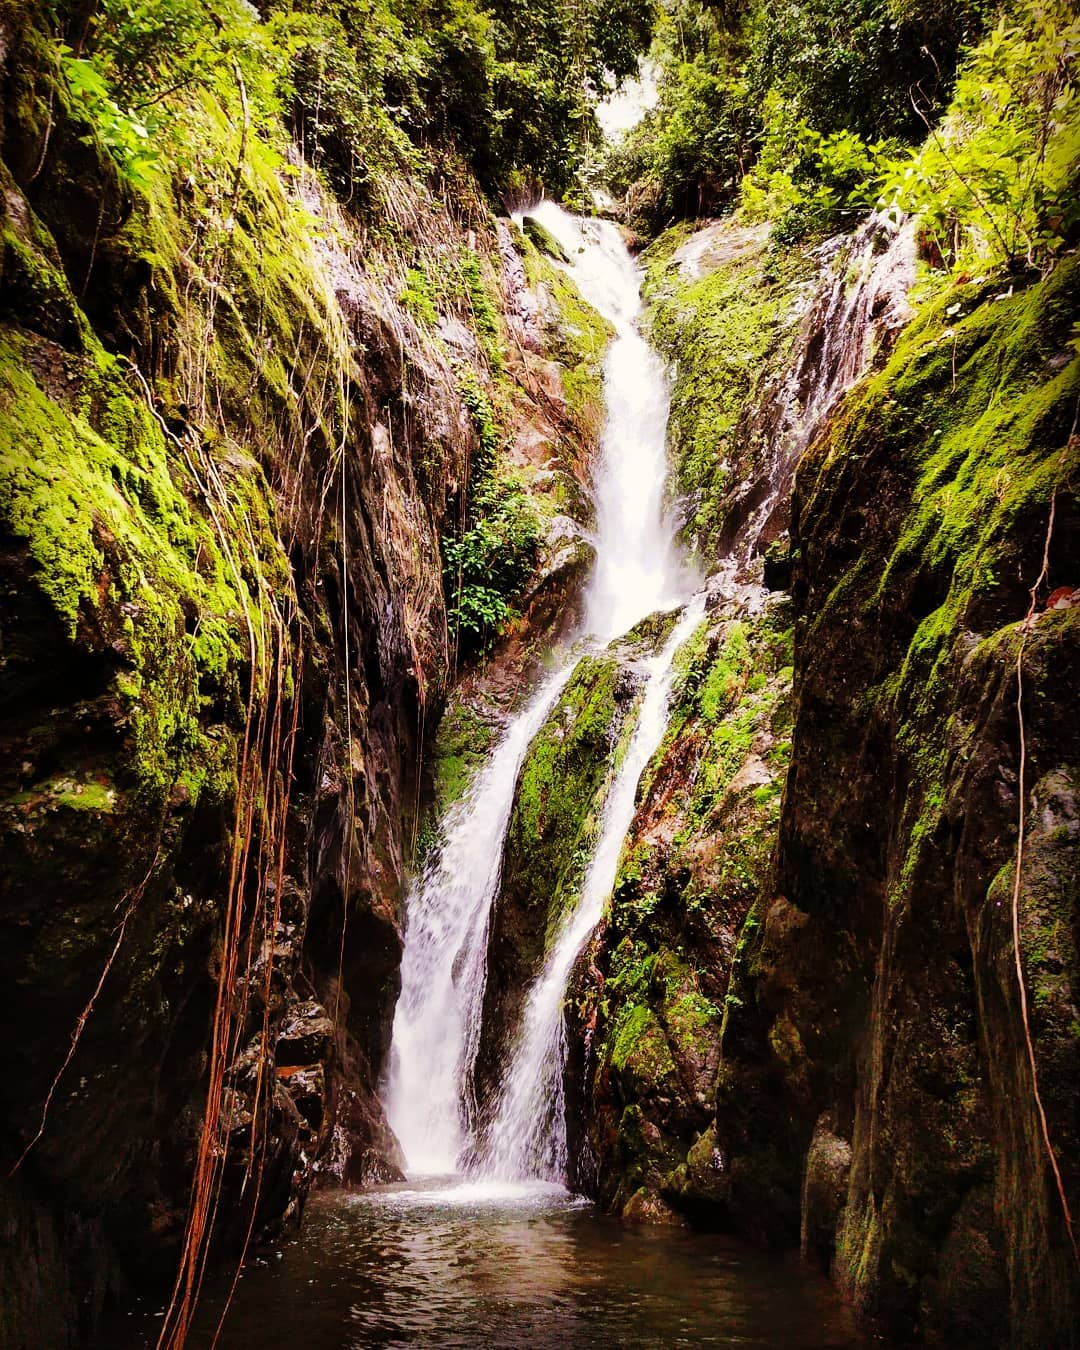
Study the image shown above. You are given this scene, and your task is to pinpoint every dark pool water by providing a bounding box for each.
[111,1178,868,1349]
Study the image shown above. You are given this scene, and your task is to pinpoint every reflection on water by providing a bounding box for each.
[111,1180,866,1349]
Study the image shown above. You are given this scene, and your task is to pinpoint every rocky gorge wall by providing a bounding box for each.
[716,255,1080,1347]
[0,3,607,1341]
[2,0,1077,1338]
[479,207,1079,1346]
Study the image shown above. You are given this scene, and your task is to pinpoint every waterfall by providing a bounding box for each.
[383,197,919,1189]
[481,592,706,1179]
[522,202,690,640]
[383,665,575,1174]
[383,201,694,1179]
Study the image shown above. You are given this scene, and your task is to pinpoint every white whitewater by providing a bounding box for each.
[523,201,689,639]
[482,592,705,1179]
[384,200,694,1181]
[384,665,573,1174]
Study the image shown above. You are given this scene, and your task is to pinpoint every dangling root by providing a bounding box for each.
[6,849,162,1179]
[1010,408,1080,1274]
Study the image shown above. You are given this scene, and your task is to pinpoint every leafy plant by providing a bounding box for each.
[400,267,439,326]
[58,45,160,188]
[443,379,541,655]
[882,0,1080,271]
[443,475,541,650]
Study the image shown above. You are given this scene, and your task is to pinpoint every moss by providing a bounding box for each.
[400,266,439,326]
[506,653,629,947]
[8,776,118,814]
[0,218,87,348]
[520,234,612,433]
[666,986,720,1046]
[521,215,570,264]
[805,257,1080,924]
[655,605,793,836]
[431,702,497,815]
[461,248,504,372]
[642,224,812,563]
[707,250,1080,1331]
[638,220,696,296]
[610,1002,669,1077]
[0,324,264,803]
[581,591,797,1217]
[603,944,718,1086]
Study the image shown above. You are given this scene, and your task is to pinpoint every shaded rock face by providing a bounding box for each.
[418,217,609,843]
[568,595,794,1219]
[715,259,1080,1345]
[550,210,1077,1347]
[0,8,605,1345]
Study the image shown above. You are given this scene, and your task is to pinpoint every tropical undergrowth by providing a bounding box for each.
[51,0,659,207]
[607,0,1079,280]
[443,374,542,659]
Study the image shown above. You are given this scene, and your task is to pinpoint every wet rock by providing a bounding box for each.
[663,1125,730,1216]
[623,1186,685,1226]
[474,653,641,1109]
[800,1116,851,1271]
[569,600,795,1221]
[644,213,915,578]
[715,252,1080,1343]
[762,538,792,591]
[276,1002,335,1068]
[278,1064,327,1131]
[522,214,571,264]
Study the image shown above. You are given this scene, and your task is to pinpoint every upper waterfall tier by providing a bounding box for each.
[522,203,694,642]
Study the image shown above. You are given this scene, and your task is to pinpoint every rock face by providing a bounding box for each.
[562,212,917,1229]
[558,212,1078,1348]
[569,594,794,1220]
[0,7,606,1343]
[472,636,648,1122]
[715,256,1080,1346]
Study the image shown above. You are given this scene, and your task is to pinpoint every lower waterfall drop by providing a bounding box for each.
[482,591,706,1179]
[383,664,575,1175]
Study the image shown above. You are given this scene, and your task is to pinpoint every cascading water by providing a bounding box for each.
[383,664,575,1174]
[482,592,705,1179]
[524,202,690,640]
[383,200,695,1180]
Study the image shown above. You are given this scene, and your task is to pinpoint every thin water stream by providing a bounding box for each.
[482,593,705,1179]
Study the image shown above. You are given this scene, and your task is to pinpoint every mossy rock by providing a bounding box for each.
[715,255,1080,1341]
[522,214,571,265]
[641,222,811,565]
[574,596,795,1222]
[429,701,499,818]
[475,650,642,1096]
